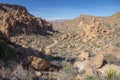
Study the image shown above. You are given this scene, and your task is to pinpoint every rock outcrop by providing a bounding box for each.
[0,3,54,37]
[78,17,110,43]
[23,56,51,71]
[89,54,104,69]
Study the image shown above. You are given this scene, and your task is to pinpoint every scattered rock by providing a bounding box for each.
[79,51,89,61]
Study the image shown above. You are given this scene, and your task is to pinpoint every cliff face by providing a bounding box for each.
[0,3,53,37]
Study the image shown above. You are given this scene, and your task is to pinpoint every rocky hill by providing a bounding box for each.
[56,12,120,29]
[0,3,53,37]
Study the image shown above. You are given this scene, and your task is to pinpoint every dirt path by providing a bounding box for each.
[45,38,58,49]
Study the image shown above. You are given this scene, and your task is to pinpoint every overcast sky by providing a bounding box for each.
[0,0,120,20]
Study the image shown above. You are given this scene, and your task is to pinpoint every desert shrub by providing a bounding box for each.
[105,68,117,80]
[113,41,120,47]
[83,74,98,80]
[104,54,120,65]
[58,61,78,80]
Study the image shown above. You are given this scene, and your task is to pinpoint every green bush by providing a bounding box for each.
[83,74,98,80]
[105,68,117,80]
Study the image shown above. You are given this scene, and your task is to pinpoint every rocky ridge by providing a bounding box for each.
[0,3,53,37]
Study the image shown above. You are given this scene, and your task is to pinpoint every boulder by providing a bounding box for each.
[23,56,51,71]
[79,51,89,61]
[89,54,104,69]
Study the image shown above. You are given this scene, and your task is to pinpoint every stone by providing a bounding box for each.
[24,56,51,71]
[61,34,70,40]
[79,51,89,61]
[35,71,42,76]
[74,60,106,80]
[74,61,89,73]
[89,54,104,69]
[44,48,52,55]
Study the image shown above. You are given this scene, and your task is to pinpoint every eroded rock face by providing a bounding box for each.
[0,3,54,37]
[78,17,85,26]
[78,18,110,43]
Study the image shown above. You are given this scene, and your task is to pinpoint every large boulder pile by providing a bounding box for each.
[0,3,53,37]
[78,17,110,43]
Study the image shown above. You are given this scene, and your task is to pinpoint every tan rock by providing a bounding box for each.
[35,71,42,76]
[61,34,70,40]
[74,60,106,80]
[78,17,85,26]
[28,56,51,70]
[79,51,89,61]
[89,54,104,69]
[92,18,96,23]
[44,48,52,55]
[74,61,89,72]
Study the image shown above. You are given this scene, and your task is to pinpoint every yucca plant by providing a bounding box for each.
[105,68,117,80]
